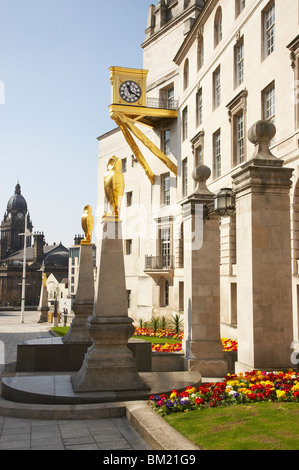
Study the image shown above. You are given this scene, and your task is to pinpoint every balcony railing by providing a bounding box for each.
[146,97,178,110]
[145,255,175,270]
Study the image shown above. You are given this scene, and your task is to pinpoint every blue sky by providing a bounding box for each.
[0,0,150,247]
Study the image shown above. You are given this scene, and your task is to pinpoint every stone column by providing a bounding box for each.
[63,244,94,344]
[181,165,228,377]
[233,121,294,373]
[36,279,49,323]
[72,219,149,392]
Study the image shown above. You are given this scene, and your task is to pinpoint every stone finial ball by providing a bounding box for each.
[248,120,276,144]
[192,164,211,182]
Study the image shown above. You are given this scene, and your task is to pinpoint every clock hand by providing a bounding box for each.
[126,84,139,97]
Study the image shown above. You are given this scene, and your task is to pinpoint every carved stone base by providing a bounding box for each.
[36,308,49,323]
[72,315,149,392]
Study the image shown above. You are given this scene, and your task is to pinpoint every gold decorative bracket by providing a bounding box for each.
[110,110,177,185]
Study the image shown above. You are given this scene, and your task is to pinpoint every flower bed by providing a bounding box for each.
[133,328,238,353]
[150,370,299,415]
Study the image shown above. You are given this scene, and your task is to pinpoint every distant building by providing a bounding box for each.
[0,183,69,306]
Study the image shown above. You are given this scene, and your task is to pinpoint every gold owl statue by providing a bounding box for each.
[103,156,125,219]
[81,204,94,244]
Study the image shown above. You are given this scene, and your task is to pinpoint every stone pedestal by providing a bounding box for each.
[72,219,149,392]
[36,284,49,323]
[63,244,94,344]
[233,121,294,372]
[181,165,228,377]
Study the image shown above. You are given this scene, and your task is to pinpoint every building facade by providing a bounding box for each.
[0,183,69,306]
[97,0,299,343]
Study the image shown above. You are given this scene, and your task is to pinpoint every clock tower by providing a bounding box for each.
[0,183,33,260]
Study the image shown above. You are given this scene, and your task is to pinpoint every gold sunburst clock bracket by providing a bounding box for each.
[109,66,177,185]
[110,111,177,185]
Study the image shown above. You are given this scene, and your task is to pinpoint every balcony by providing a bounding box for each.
[144,255,174,284]
[146,97,178,111]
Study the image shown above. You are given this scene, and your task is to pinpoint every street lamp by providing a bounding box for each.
[214,188,236,217]
[19,212,31,323]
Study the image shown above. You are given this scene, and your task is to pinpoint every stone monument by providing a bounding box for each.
[36,272,49,323]
[63,205,94,345]
[72,157,149,392]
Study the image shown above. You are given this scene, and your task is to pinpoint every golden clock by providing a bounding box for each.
[110,66,148,107]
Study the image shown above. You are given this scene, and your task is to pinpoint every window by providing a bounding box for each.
[167,88,175,109]
[197,34,204,71]
[161,228,171,268]
[164,280,169,307]
[125,239,132,255]
[235,0,245,17]
[263,2,275,58]
[182,107,188,140]
[213,130,221,178]
[214,7,222,48]
[161,172,171,206]
[262,82,275,144]
[121,158,127,173]
[196,88,203,126]
[235,37,244,87]
[183,59,189,90]
[195,146,203,167]
[227,89,248,167]
[263,82,275,123]
[127,290,132,309]
[126,191,132,207]
[235,112,245,164]
[160,86,175,110]
[182,158,188,197]
[213,67,221,109]
[287,36,299,130]
[162,129,171,156]
[191,130,204,172]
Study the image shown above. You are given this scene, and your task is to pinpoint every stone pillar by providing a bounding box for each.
[36,279,49,323]
[181,165,228,377]
[63,244,94,344]
[233,121,294,373]
[72,219,149,392]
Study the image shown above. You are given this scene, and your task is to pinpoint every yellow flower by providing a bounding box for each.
[276,390,286,399]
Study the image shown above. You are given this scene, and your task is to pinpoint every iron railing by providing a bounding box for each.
[146,97,178,110]
[145,255,175,270]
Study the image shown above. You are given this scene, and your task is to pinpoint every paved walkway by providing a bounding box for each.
[0,310,150,451]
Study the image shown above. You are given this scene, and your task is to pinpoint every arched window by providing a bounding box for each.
[183,59,189,90]
[197,35,204,71]
[214,6,222,48]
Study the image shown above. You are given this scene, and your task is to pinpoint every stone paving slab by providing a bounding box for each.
[0,310,202,451]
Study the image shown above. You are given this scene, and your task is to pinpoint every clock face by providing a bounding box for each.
[17,212,24,219]
[119,80,142,103]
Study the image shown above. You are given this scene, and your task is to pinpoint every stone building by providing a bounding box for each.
[97,0,299,366]
[0,183,69,306]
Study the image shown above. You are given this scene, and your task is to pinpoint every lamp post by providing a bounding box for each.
[214,188,236,217]
[20,212,28,323]
[19,212,32,323]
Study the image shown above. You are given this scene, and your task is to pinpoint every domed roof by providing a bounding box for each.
[7,183,27,213]
[43,243,69,267]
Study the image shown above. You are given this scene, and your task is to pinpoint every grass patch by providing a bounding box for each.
[52,327,181,344]
[51,326,69,337]
[131,335,180,345]
[164,402,299,450]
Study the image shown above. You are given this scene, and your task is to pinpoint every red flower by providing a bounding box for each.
[195,397,204,405]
